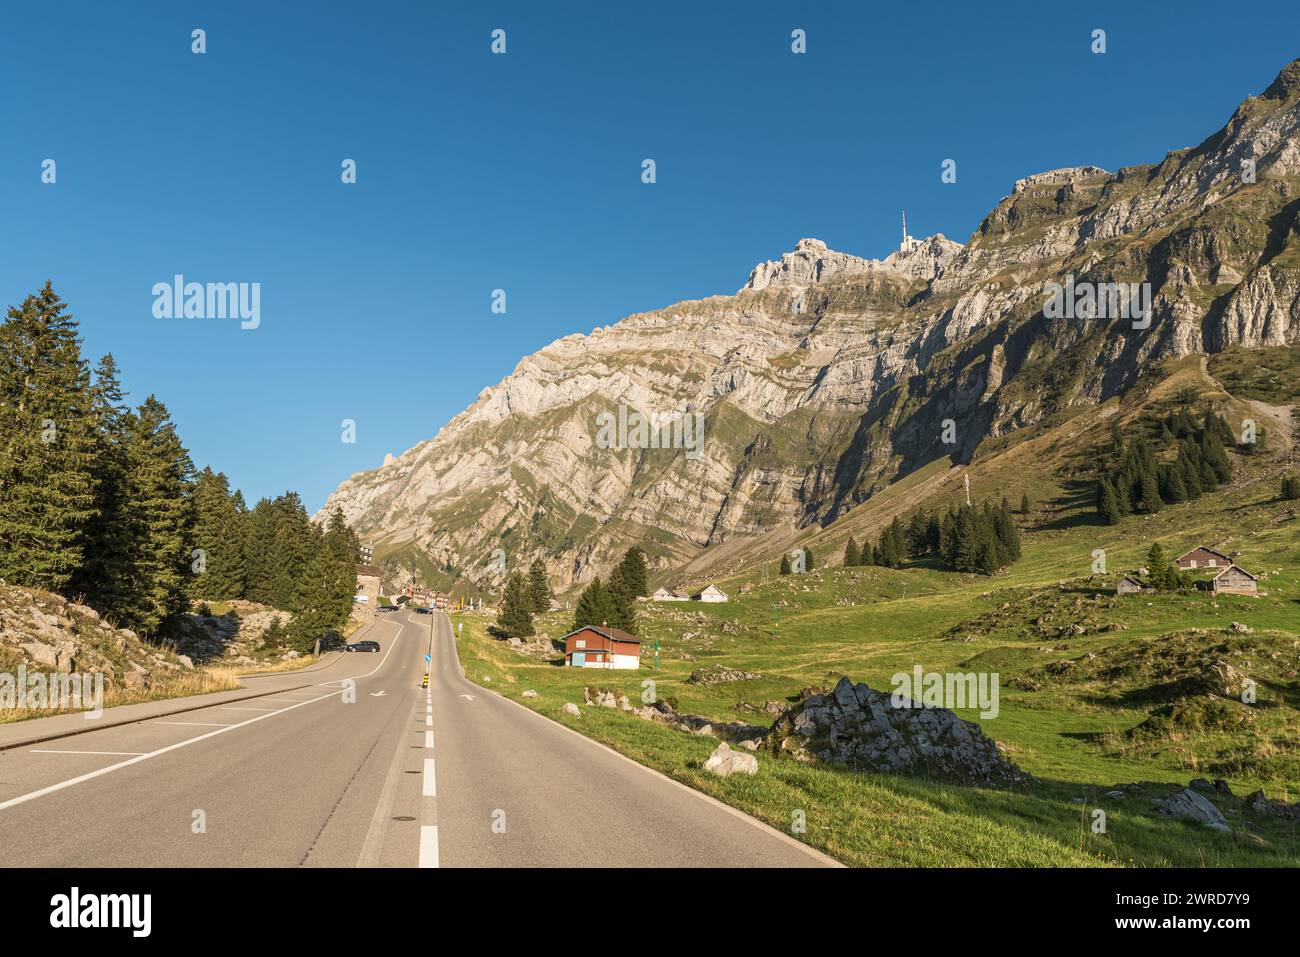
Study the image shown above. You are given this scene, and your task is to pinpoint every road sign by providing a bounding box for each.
[425,654,431,663]
[457,622,463,634]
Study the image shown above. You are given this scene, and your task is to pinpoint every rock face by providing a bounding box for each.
[769,676,1028,786]
[319,59,1300,591]
[1156,788,1232,833]
[0,585,188,690]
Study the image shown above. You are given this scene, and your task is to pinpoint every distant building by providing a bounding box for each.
[359,543,374,565]
[1207,564,1258,595]
[650,586,688,602]
[561,625,641,669]
[355,564,382,606]
[1175,547,1231,571]
[1116,575,1145,595]
[691,584,728,603]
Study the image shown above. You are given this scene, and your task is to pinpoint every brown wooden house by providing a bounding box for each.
[561,625,642,670]
[1175,547,1231,571]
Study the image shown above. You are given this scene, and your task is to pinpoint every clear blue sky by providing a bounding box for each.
[2,1,1296,512]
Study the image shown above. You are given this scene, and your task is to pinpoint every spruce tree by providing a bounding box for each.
[573,578,612,630]
[526,557,553,614]
[605,566,638,634]
[1098,480,1122,526]
[498,571,535,638]
[1283,475,1300,500]
[118,396,195,637]
[843,537,860,567]
[0,283,99,592]
[1019,493,1030,515]
[778,554,792,576]
[616,547,649,598]
[72,354,134,612]
[192,468,247,600]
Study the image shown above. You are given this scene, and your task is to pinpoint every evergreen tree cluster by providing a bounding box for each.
[1143,543,1191,592]
[934,502,1021,575]
[571,547,647,635]
[1095,410,1235,525]
[0,283,360,647]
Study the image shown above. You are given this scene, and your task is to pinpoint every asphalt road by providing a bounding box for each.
[0,611,832,867]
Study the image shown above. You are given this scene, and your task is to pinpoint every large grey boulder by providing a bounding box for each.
[702,742,758,777]
[1156,788,1231,833]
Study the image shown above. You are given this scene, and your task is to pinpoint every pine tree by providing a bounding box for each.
[191,468,248,600]
[778,554,792,576]
[1283,475,1300,500]
[526,557,553,614]
[498,571,535,638]
[1146,543,1171,591]
[803,546,815,571]
[1019,493,1030,515]
[0,283,99,592]
[605,566,638,634]
[1098,480,1122,526]
[616,547,649,598]
[573,578,613,630]
[117,396,195,637]
[71,354,134,612]
[843,537,860,567]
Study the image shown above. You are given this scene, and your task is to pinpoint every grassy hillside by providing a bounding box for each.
[447,356,1300,865]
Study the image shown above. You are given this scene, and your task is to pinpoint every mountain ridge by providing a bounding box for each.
[320,58,1300,593]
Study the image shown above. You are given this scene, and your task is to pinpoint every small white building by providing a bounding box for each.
[691,584,728,603]
[650,586,688,602]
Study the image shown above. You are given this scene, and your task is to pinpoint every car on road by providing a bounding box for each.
[344,640,381,653]
[416,607,430,614]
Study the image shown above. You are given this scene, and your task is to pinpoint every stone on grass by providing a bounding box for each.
[562,702,580,717]
[702,742,758,777]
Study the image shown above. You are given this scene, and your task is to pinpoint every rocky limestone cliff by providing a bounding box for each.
[321,59,1300,592]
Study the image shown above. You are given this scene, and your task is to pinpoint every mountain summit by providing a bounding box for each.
[321,59,1300,591]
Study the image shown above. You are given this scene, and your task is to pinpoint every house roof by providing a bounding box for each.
[1213,564,1258,581]
[560,625,643,645]
[356,564,381,577]
[691,584,727,597]
[651,586,684,597]
[1118,575,1144,586]
[1175,547,1231,563]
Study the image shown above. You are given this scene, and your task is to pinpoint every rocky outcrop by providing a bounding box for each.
[0,585,188,690]
[768,676,1028,786]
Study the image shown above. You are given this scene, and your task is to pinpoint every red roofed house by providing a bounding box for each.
[561,625,641,670]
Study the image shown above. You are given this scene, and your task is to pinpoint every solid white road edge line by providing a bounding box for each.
[431,611,840,868]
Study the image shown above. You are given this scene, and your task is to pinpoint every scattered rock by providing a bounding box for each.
[521,690,538,699]
[687,665,762,686]
[562,702,581,717]
[702,742,758,777]
[1155,788,1231,833]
